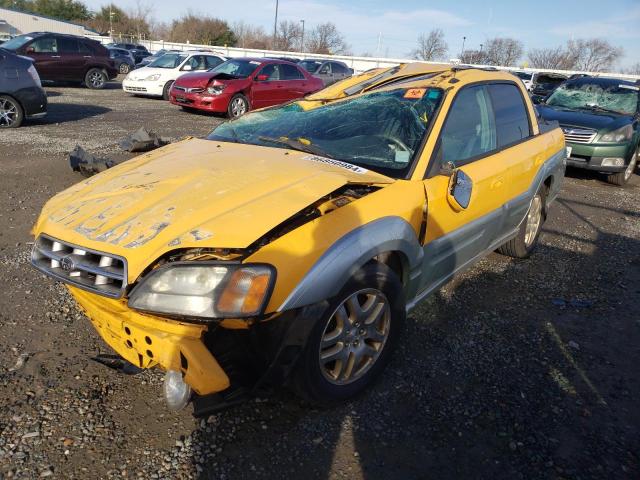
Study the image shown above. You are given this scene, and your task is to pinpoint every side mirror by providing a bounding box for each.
[256,74,269,81]
[182,64,192,71]
[447,169,473,211]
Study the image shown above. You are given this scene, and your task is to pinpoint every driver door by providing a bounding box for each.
[418,84,513,295]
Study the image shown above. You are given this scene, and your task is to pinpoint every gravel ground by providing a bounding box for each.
[0,82,639,480]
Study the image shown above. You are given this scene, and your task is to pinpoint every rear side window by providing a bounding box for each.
[438,85,497,165]
[78,41,92,54]
[281,63,304,80]
[57,37,78,54]
[331,63,348,74]
[488,83,531,148]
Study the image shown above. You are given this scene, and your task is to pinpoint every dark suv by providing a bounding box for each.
[0,48,47,127]
[1,32,118,89]
[108,43,151,64]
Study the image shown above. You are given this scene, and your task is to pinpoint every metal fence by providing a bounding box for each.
[86,34,640,81]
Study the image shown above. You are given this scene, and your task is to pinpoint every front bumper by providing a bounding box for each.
[566,141,634,173]
[122,78,164,97]
[69,286,230,395]
[169,89,231,113]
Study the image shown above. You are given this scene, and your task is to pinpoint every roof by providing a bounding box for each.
[566,76,639,87]
[0,6,98,34]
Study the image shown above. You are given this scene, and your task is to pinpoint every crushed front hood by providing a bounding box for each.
[34,138,391,281]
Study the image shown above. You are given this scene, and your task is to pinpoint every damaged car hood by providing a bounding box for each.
[34,138,392,281]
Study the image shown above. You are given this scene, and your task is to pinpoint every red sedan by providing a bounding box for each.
[169,58,324,118]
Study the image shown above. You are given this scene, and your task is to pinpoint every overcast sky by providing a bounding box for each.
[82,0,640,66]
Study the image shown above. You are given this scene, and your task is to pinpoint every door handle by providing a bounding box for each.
[51,55,61,58]
[83,56,92,58]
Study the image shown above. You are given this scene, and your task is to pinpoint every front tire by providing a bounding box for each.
[162,81,174,101]
[606,151,637,186]
[85,68,107,89]
[119,62,131,74]
[227,94,249,118]
[0,95,24,128]
[498,186,547,258]
[292,262,405,405]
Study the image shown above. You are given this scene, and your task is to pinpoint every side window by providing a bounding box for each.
[205,56,224,69]
[318,63,331,74]
[185,55,206,70]
[487,83,531,148]
[281,63,304,80]
[30,37,57,53]
[439,85,497,165]
[57,37,79,54]
[331,63,348,74]
[258,64,281,80]
[78,41,92,54]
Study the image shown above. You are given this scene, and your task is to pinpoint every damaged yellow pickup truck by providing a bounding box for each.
[31,64,566,414]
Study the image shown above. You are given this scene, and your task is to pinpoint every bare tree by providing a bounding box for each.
[411,29,447,61]
[128,0,153,39]
[305,22,350,55]
[623,62,640,75]
[274,20,302,51]
[567,39,623,72]
[483,37,524,66]
[527,46,574,70]
[460,49,486,64]
[232,21,269,49]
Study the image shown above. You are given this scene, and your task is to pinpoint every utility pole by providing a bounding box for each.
[300,19,305,53]
[273,0,279,47]
[376,32,382,57]
[460,36,466,58]
[109,5,114,38]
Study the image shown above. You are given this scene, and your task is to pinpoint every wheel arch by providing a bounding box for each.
[277,216,423,312]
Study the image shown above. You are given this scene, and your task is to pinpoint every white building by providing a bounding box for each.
[0,7,96,41]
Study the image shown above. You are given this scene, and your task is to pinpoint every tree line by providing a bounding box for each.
[412,28,634,74]
[1,0,635,71]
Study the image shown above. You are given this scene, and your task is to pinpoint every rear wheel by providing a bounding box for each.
[162,81,174,101]
[227,94,249,118]
[606,151,637,186]
[292,262,405,405]
[498,186,547,258]
[119,62,131,74]
[85,68,107,89]
[0,95,24,128]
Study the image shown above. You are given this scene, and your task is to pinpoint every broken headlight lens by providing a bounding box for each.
[599,125,632,143]
[128,263,274,320]
[206,85,225,95]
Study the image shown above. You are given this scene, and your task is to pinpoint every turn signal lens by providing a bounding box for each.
[217,267,272,316]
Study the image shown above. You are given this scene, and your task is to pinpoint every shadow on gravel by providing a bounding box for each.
[186,194,639,480]
[29,103,111,125]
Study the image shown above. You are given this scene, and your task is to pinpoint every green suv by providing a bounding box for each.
[537,76,639,186]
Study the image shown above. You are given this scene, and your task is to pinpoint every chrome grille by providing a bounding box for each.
[560,125,597,144]
[173,86,204,93]
[31,235,128,298]
[173,85,187,92]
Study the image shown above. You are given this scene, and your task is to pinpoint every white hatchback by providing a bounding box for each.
[122,51,227,99]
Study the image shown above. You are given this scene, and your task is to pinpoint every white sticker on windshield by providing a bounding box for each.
[619,85,639,91]
[302,155,369,174]
[249,61,261,65]
[395,150,410,164]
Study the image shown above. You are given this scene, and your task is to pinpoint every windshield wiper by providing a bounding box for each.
[257,136,335,158]
[582,105,625,115]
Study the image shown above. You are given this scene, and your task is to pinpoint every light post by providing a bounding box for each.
[460,36,466,58]
[273,0,279,47]
[300,19,305,53]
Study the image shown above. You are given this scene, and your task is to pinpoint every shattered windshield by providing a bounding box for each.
[147,53,188,68]
[208,87,444,178]
[547,81,639,115]
[209,59,260,78]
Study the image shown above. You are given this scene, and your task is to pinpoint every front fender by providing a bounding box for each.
[278,216,423,311]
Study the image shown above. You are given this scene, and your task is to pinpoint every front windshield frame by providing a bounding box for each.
[147,53,188,69]
[207,86,446,179]
[546,80,640,115]
[0,34,33,51]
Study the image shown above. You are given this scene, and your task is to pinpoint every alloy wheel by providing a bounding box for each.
[230,97,247,117]
[524,194,543,246]
[119,63,130,74]
[88,71,105,88]
[319,288,391,385]
[0,98,18,127]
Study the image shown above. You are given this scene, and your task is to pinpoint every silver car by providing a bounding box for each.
[298,59,353,86]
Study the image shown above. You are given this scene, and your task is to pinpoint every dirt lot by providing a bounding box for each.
[0,81,639,480]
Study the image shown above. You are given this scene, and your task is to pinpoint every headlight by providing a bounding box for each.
[128,263,275,320]
[27,64,41,87]
[206,85,225,95]
[144,73,161,81]
[599,125,633,143]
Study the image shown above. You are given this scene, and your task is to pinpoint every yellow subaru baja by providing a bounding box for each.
[31,64,566,414]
